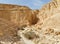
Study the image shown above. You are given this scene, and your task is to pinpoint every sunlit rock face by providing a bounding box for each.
[0,4,39,28]
[36,0,60,28]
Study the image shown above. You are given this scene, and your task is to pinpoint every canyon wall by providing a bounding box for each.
[36,0,60,28]
[0,4,39,28]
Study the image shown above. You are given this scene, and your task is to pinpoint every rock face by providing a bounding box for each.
[36,0,60,27]
[1,0,60,44]
[0,18,20,44]
[0,4,39,28]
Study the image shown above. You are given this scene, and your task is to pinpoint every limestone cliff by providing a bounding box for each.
[36,0,60,28]
[0,4,39,28]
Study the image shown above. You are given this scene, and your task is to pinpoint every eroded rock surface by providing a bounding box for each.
[0,4,39,28]
[0,0,60,44]
[0,18,21,44]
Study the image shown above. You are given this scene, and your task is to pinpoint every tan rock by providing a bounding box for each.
[0,18,21,43]
[36,0,60,28]
[0,4,39,28]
